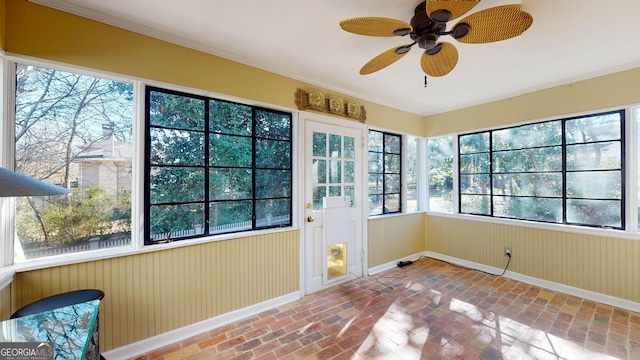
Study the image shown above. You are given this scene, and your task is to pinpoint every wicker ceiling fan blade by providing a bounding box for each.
[420,42,458,77]
[360,45,412,75]
[340,17,412,37]
[456,5,533,44]
[426,0,480,22]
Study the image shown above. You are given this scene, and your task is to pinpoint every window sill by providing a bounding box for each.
[6,226,299,274]
[0,269,15,291]
[368,211,425,220]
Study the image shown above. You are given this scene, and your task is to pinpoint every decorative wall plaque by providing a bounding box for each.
[295,88,366,123]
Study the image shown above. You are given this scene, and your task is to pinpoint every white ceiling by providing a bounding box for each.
[33,0,640,116]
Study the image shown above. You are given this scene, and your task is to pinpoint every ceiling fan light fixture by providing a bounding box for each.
[430,9,452,23]
[452,23,471,39]
[395,45,412,54]
[393,28,412,36]
[426,43,443,56]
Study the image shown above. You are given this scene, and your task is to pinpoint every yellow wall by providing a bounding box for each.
[424,65,640,305]
[0,0,426,351]
[427,215,640,303]
[368,213,425,268]
[0,284,11,320]
[4,0,424,136]
[0,0,5,50]
[426,67,640,136]
[12,231,299,350]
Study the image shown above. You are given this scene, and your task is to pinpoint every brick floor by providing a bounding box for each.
[129,257,640,359]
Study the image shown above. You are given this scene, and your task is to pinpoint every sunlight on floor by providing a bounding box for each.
[351,295,620,359]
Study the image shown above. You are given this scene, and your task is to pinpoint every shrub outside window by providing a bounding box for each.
[459,110,624,229]
[145,87,292,243]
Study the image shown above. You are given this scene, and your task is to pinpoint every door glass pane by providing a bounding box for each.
[345,186,355,207]
[329,134,342,158]
[329,186,342,197]
[344,136,355,159]
[344,161,355,183]
[329,160,342,183]
[313,159,327,184]
[327,243,347,281]
[313,132,326,157]
[313,186,327,210]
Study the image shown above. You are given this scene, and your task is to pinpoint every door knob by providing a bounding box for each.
[307,216,314,222]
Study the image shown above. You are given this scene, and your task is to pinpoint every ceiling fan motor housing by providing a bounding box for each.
[410,2,447,50]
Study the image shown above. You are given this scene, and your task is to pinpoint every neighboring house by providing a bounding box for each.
[75,125,132,193]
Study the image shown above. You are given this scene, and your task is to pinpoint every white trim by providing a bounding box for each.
[8,227,298,273]
[0,269,15,291]
[426,251,640,314]
[367,251,428,276]
[102,291,300,360]
[426,211,640,242]
[627,108,639,233]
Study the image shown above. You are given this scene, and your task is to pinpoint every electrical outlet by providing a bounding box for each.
[505,247,511,257]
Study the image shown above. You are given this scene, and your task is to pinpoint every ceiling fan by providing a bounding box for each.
[339,0,533,77]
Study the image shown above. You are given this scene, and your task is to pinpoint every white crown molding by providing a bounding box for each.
[26,0,403,114]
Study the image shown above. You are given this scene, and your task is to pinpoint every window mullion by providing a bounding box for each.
[561,119,567,224]
[204,100,210,236]
[251,108,257,228]
[489,131,494,217]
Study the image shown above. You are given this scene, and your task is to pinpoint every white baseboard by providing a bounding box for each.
[426,251,640,314]
[103,291,301,360]
[367,251,428,276]
[106,252,640,359]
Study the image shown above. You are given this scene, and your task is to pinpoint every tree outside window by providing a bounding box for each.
[14,64,133,260]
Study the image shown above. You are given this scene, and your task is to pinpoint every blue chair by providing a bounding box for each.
[11,289,106,359]
[10,289,104,318]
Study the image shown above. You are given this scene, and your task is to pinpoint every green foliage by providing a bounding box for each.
[17,187,130,249]
[148,90,293,238]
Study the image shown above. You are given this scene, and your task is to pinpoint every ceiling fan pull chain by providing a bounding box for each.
[424,75,428,88]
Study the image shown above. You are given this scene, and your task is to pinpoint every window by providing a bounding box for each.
[459,110,624,229]
[14,63,133,260]
[145,87,292,243]
[428,136,454,213]
[406,136,419,212]
[368,130,401,215]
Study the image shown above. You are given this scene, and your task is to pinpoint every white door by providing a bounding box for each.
[303,118,365,294]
